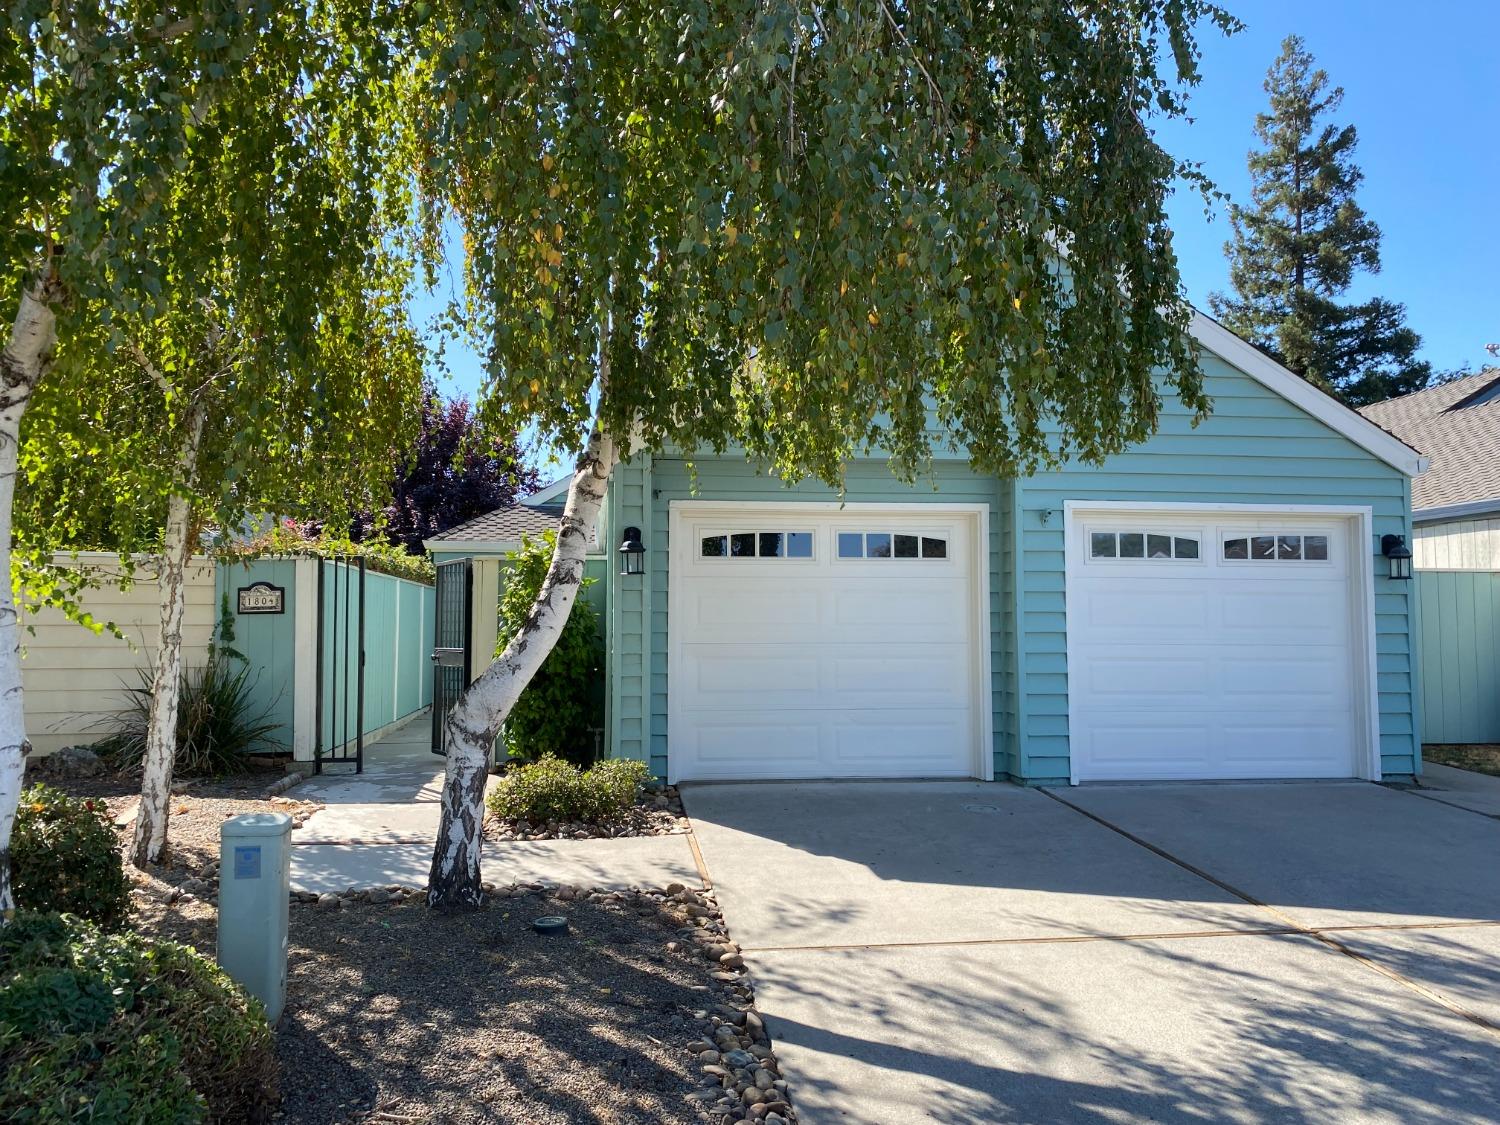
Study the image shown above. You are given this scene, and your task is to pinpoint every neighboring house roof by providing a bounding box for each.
[425,503,561,547]
[1359,368,1500,516]
[422,497,603,555]
[522,475,573,505]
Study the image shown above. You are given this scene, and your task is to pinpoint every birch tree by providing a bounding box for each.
[407,0,1239,910]
[1,0,420,908]
[0,0,288,919]
[16,10,423,867]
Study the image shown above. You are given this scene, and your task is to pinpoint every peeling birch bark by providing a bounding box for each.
[426,424,618,911]
[131,399,208,868]
[0,279,60,921]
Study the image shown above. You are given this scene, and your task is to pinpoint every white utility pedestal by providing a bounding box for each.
[218,812,292,1023]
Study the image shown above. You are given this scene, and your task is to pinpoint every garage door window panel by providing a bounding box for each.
[1088,529,1202,562]
[837,531,951,561]
[1222,531,1333,565]
[700,530,815,560]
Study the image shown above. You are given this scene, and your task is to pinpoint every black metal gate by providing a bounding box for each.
[431,557,474,756]
[315,556,366,774]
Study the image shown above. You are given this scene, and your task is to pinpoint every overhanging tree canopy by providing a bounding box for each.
[407,0,1240,909]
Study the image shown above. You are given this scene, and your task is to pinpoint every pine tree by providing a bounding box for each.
[1210,36,1431,407]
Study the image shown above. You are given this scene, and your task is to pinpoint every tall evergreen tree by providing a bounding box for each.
[1210,35,1430,407]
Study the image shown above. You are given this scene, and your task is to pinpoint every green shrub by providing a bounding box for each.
[487,753,650,825]
[11,784,132,930]
[0,911,279,1124]
[497,531,604,766]
[96,652,282,777]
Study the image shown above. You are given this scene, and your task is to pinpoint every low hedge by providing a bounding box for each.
[0,911,278,1124]
[487,754,649,825]
[11,784,132,930]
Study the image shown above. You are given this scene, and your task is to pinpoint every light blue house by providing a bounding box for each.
[451,311,1427,786]
[1363,368,1500,745]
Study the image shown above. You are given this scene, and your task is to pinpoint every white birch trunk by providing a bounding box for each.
[0,280,59,921]
[130,400,207,868]
[426,424,617,911]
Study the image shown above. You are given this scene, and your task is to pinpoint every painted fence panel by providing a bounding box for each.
[319,560,434,756]
[22,554,216,755]
[1417,569,1500,744]
[218,558,300,750]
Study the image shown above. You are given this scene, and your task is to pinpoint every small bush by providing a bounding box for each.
[487,754,650,825]
[0,911,279,1124]
[97,652,281,777]
[11,784,132,930]
[497,531,604,767]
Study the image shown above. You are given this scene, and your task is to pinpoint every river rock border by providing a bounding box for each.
[287,879,798,1124]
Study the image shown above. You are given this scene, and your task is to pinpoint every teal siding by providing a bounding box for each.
[607,454,654,768]
[640,457,1006,780]
[1016,351,1419,783]
[602,351,1419,783]
[218,559,298,750]
[1417,570,1500,743]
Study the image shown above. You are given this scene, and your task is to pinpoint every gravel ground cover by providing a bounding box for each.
[276,883,797,1125]
[23,758,321,935]
[1424,744,1500,778]
[486,785,691,842]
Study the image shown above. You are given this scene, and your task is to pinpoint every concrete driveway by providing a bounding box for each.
[683,780,1500,1124]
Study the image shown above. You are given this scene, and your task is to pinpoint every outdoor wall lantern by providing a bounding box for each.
[619,526,646,576]
[1381,534,1413,581]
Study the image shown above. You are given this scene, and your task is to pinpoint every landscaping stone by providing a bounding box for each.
[28,745,105,779]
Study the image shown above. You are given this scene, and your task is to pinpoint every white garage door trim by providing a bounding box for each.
[1062,500,1382,785]
[667,500,993,784]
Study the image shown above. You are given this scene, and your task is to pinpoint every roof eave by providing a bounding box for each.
[1188,311,1428,478]
[1413,497,1500,525]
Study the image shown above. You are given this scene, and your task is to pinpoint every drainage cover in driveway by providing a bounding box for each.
[963,804,1003,814]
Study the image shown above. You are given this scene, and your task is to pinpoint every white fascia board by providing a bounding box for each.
[521,476,573,505]
[1188,311,1428,478]
[421,537,607,560]
[1413,497,1500,525]
[421,538,524,556]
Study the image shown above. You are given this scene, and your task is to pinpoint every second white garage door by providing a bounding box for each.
[667,504,987,782]
[1067,507,1368,782]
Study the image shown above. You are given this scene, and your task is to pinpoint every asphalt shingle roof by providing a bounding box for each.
[1360,368,1500,512]
[428,503,562,543]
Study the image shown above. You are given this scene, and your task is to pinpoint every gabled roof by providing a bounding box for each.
[424,504,560,546]
[422,497,603,555]
[1359,367,1500,515]
[1188,311,1427,478]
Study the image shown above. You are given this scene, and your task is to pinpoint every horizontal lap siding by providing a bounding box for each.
[646,458,1005,780]
[22,556,217,755]
[1016,354,1419,783]
[1416,570,1500,743]
[608,456,654,770]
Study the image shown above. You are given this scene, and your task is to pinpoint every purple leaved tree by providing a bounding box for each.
[355,384,540,555]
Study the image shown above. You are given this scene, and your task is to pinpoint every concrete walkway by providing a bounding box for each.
[1412,762,1500,818]
[287,719,700,894]
[684,780,1500,1125]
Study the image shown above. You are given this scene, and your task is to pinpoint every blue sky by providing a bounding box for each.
[1157,0,1499,375]
[424,0,1500,408]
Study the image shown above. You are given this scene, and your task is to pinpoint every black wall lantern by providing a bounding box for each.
[618,526,646,576]
[1381,534,1413,581]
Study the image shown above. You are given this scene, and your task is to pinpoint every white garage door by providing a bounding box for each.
[1068,510,1365,782]
[668,505,985,782]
